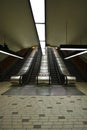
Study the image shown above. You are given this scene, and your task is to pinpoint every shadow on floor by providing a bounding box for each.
[2,84,85,96]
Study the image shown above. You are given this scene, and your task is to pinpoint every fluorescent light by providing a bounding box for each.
[36,24,45,41]
[0,50,23,59]
[40,41,45,49]
[64,50,87,60]
[30,0,45,23]
[30,0,46,51]
[40,41,45,55]
[60,48,87,51]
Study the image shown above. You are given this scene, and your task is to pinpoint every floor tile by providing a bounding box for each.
[0,81,87,129]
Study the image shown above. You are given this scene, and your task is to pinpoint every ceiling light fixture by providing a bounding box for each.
[60,45,87,50]
[60,45,87,59]
[40,41,45,55]
[36,24,45,41]
[29,0,46,55]
[0,50,23,59]
[0,44,23,59]
[64,50,87,60]
[60,48,87,51]
[30,0,45,23]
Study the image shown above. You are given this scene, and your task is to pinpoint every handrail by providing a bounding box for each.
[10,48,37,85]
[22,51,38,84]
[1,48,32,81]
[22,48,42,84]
[47,47,66,85]
[53,48,76,85]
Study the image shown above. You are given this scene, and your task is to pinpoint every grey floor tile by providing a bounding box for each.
[34,125,41,128]
[58,116,65,119]
[22,119,29,122]
[83,121,87,125]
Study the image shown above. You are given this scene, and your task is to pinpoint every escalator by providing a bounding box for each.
[28,49,42,84]
[47,48,61,84]
[10,46,75,86]
[58,50,85,82]
[23,48,42,84]
[0,48,32,81]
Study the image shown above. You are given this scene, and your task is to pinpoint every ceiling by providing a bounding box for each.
[46,0,87,46]
[0,0,39,51]
[0,0,87,52]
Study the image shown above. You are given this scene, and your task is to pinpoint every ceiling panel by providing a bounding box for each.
[46,0,87,46]
[0,0,39,51]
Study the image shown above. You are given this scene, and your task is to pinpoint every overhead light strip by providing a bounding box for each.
[0,50,23,59]
[64,50,87,60]
[30,0,45,23]
[36,24,45,41]
[60,48,87,51]
[30,0,45,55]
[40,41,45,55]
[60,45,87,51]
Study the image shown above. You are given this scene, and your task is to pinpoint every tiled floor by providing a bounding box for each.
[0,81,87,130]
